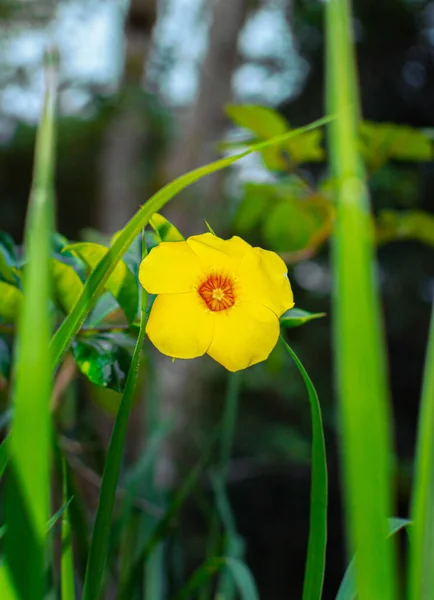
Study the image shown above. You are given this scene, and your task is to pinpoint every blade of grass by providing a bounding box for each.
[337,518,410,600]
[280,337,327,600]
[2,51,57,600]
[50,115,333,370]
[326,2,397,599]
[408,300,434,600]
[81,234,148,600]
[61,459,75,600]
[171,557,259,600]
[0,435,9,478]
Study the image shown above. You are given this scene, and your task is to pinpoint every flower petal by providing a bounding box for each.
[187,233,252,271]
[139,241,203,294]
[207,302,279,372]
[237,247,294,317]
[146,292,214,359]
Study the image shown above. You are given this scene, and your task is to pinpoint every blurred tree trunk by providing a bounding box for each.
[165,0,250,236]
[97,0,157,235]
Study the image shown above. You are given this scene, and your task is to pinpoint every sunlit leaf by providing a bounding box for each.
[280,308,326,328]
[225,104,288,139]
[0,282,24,322]
[52,259,84,314]
[150,213,184,242]
[64,242,138,324]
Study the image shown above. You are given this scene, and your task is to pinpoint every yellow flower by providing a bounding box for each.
[139,233,294,372]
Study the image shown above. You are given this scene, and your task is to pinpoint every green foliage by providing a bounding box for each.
[376,209,434,246]
[226,104,325,169]
[280,308,326,328]
[52,259,84,314]
[1,57,56,600]
[150,212,185,242]
[0,282,23,322]
[64,242,138,324]
[360,121,433,171]
[72,332,136,392]
[408,303,434,600]
[235,180,334,254]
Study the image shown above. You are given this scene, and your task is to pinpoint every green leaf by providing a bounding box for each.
[0,338,11,381]
[46,497,74,533]
[263,195,334,253]
[2,55,56,600]
[337,518,410,600]
[50,114,334,370]
[280,337,327,600]
[172,557,259,600]
[64,242,138,324]
[280,308,326,328]
[360,121,433,171]
[234,183,275,234]
[376,209,434,247]
[72,333,135,392]
[150,213,184,242]
[0,434,9,479]
[52,259,84,314]
[225,104,288,139]
[408,300,434,600]
[0,282,24,322]
[326,2,398,600]
[0,248,17,286]
[284,128,325,164]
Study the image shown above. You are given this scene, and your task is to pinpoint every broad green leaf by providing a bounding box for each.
[281,338,327,600]
[280,308,326,328]
[50,114,334,370]
[234,183,275,234]
[284,128,325,164]
[52,259,84,314]
[0,249,16,286]
[409,300,434,600]
[337,518,410,600]
[150,213,184,242]
[376,209,434,247]
[0,232,17,269]
[2,55,56,600]
[72,333,135,392]
[360,121,433,170]
[326,2,397,600]
[173,557,259,600]
[64,242,138,324]
[225,104,288,139]
[263,195,334,253]
[0,282,24,322]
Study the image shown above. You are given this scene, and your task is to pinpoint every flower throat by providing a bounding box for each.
[198,274,235,312]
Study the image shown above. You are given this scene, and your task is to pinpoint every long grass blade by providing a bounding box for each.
[280,337,327,600]
[1,52,57,600]
[50,115,333,369]
[81,241,148,600]
[326,1,397,599]
[61,459,75,600]
[408,300,434,600]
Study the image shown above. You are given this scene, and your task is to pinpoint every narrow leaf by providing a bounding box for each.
[280,308,326,329]
[150,213,184,242]
[280,337,327,600]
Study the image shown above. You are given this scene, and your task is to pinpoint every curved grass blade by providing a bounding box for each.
[171,557,259,600]
[280,337,327,600]
[326,1,397,599]
[337,518,410,600]
[2,52,57,600]
[408,300,434,600]
[50,115,333,370]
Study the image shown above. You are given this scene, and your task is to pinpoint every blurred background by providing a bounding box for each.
[1,0,434,598]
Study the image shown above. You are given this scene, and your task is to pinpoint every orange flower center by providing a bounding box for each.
[198,274,236,312]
